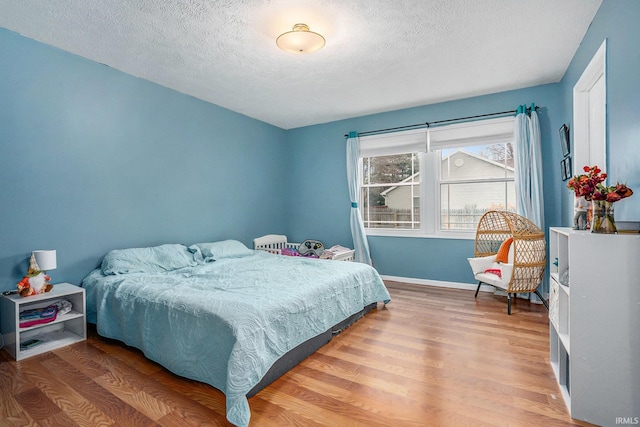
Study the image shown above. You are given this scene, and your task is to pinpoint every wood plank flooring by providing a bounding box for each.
[0,282,595,426]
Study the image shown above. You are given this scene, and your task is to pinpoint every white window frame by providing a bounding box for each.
[360,116,517,240]
[361,154,421,230]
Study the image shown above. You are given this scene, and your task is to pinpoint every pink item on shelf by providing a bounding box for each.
[19,304,58,328]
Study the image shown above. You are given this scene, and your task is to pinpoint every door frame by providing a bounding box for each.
[573,39,607,174]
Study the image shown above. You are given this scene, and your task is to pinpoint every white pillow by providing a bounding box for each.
[101,244,197,275]
[189,240,253,261]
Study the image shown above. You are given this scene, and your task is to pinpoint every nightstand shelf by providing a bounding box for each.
[1,283,86,360]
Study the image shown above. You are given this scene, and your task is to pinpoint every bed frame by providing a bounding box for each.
[84,241,389,426]
[247,302,376,396]
[244,235,368,395]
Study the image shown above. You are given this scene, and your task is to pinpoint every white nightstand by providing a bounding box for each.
[0,283,86,360]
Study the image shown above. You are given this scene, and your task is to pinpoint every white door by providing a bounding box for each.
[573,40,607,174]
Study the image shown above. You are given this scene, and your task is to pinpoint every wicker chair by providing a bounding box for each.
[467,211,549,315]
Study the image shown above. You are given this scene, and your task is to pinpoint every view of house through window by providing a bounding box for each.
[440,143,515,230]
[362,153,420,229]
[359,117,516,232]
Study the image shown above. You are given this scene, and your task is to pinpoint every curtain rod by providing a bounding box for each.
[344,106,540,138]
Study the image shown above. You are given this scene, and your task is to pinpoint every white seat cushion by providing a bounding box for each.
[467,245,515,291]
[474,263,513,291]
[467,255,496,274]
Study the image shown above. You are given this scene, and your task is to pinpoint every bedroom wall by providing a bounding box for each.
[559,0,640,224]
[286,84,566,284]
[2,0,634,292]
[0,28,288,291]
[286,0,640,285]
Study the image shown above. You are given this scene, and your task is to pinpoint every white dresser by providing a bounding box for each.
[548,227,640,426]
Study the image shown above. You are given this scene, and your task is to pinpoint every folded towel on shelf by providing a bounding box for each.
[19,304,58,328]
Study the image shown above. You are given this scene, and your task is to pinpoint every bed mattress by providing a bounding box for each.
[82,249,390,426]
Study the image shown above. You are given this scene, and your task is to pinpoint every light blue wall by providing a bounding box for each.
[287,85,565,283]
[2,0,636,291]
[560,0,640,224]
[287,0,640,284]
[0,28,288,291]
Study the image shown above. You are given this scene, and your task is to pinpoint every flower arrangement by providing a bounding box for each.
[567,165,633,233]
[567,165,633,202]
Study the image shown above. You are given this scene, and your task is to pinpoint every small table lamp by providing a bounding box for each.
[32,250,57,274]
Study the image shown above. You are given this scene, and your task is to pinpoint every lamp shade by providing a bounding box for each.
[276,23,325,54]
[33,250,57,271]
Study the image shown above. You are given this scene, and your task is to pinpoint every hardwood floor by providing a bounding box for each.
[0,282,594,427]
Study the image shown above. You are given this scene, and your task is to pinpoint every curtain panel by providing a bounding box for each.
[346,132,373,265]
[514,104,546,303]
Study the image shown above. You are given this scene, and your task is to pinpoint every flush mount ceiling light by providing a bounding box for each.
[276,23,325,54]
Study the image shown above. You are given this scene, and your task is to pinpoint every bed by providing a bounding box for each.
[81,240,390,427]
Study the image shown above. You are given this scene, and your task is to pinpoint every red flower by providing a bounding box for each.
[606,192,622,202]
[615,183,633,198]
[567,165,633,203]
[567,165,607,200]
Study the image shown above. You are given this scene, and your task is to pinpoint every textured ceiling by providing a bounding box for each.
[0,0,602,129]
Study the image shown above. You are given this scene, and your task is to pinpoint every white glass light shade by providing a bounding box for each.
[33,250,57,271]
[276,23,325,54]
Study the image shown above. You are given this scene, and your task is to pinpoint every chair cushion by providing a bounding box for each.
[484,268,502,278]
[495,237,513,263]
[467,255,496,274]
[474,261,514,291]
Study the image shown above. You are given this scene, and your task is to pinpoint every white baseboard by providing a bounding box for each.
[380,275,494,293]
[381,275,546,304]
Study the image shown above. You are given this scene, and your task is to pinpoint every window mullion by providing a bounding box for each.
[422,152,437,234]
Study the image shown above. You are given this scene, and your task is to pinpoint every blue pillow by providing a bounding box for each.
[189,240,253,261]
[101,244,198,275]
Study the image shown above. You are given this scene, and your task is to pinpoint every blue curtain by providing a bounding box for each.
[528,107,544,230]
[514,104,546,302]
[346,132,372,265]
[515,104,544,229]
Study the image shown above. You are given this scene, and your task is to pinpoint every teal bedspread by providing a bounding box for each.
[82,250,390,426]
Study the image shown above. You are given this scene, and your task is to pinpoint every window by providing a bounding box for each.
[359,117,516,236]
[362,153,420,229]
[439,144,515,230]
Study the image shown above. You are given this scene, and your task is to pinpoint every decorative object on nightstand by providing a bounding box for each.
[16,250,57,296]
[33,249,57,273]
[0,283,86,360]
[567,165,633,234]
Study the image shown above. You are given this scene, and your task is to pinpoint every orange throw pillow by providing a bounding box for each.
[495,237,513,264]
